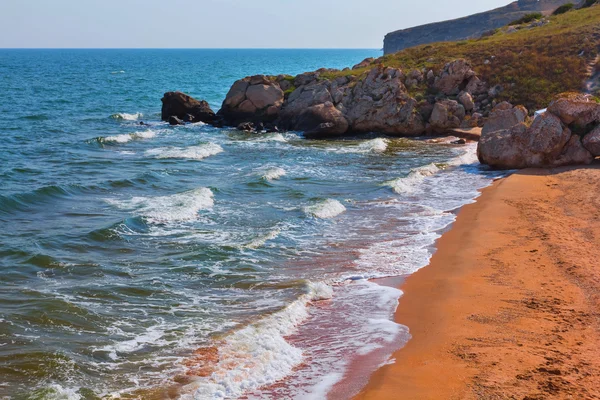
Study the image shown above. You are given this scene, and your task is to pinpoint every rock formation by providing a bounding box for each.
[478,94,599,169]
[161,92,216,124]
[383,0,573,55]
[210,59,495,137]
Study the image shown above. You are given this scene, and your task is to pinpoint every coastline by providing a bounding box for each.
[355,166,600,399]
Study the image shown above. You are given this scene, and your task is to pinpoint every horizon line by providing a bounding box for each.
[0,47,382,51]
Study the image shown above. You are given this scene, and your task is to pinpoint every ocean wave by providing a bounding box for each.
[325,138,389,154]
[0,184,86,214]
[181,281,333,399]
[145,143,223,161]
[244,228,281,249]
[111,70,126,74]
[105,188,214,223]
[110,112,142,121]
[304,199,347,219]
[385,163,440,194]
[356,138,388,153]
[260,167,286,181]
[446,142,480,167]
[101,130,157,144]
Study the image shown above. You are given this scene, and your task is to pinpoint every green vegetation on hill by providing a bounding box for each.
[552,3,575,15]
[509,12,543,25]
[327,5,600,111]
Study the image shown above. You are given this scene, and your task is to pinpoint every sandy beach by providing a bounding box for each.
[356,165,600,400]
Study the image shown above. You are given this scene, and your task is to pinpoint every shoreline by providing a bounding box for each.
[354,166,600,399]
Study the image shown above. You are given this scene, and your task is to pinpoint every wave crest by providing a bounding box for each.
[105,188,214,223]
[110,112,142,121]
[145,143,223,160]
[304,199,346,219]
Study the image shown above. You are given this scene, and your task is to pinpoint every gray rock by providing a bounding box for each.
[478,112,574,169]
[219,75,284,124]
[161,92,216,123]
[434,60,476,95]
[458,91,475,111]
[429,100,466,131]
[547,93,600,126]
[582,125,600,156]
[482,104,527,135]
[297,102,349,137]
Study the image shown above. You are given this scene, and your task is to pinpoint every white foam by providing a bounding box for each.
[111,112,142,121]
[106,187,214,223]
[304,199,346,219]
[260,167,286,181]
[446,143,479,166]
[357,138,388,153]
[182,281,333,399]
[244,229,281,249]
[145,143,223,161]
[103,130,157,144]
[386,163,440,194]
[94,324,166,361]
[35,384,82,400]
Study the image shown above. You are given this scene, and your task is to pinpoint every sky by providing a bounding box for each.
[0,0,513,48]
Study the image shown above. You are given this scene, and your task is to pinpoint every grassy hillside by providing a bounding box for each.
[326,5,600,111]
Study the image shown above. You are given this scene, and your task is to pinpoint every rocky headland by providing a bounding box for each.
[161,1,600,170]
[382,0,573,55]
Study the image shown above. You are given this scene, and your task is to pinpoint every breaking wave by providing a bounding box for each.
[110,112,142,121]
[304,199,347,219]
[145,143,223,160]
[105,188,214,223]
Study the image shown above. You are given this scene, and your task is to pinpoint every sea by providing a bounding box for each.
[0,49,502,399]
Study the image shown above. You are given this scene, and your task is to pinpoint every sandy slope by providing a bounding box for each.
[356,166,600,399]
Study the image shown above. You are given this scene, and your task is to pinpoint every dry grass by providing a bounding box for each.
[323,6,600,110]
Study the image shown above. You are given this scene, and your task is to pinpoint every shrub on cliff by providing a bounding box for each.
[553,3,575,14]
[509,13,543,26]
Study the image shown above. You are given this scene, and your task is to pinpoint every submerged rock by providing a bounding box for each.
[168,115,185,126]
[161,92,215,124]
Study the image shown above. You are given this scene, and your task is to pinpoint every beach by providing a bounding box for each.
[356,165,600,399]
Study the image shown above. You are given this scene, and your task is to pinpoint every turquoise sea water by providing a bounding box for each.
[0,49,500,399]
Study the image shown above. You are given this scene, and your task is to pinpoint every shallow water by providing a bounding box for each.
[0,49,502,399]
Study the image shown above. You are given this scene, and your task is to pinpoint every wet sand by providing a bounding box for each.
[355,166,600,399]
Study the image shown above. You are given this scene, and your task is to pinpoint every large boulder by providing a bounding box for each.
[582,125,600,156]
[434,59,476,96]
[218,75,284,124]
[342,66,425,135]
[478,112,576,169]
[458,91,475,112]
[482,103,528,135]
[429,100,466,131]
[553,135,594,167]
[280,80,334,128]
[547,92,600,127]
[297,102,349,137]
[161,92,216,123]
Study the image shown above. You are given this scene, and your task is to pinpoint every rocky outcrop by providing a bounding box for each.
[481,102,527,135]
[434,60,476,96]
[211,60,493,137]
[297,102,349,137]
[547,92,600,126]
[429,100,465,131]
[582,125,600,156]
[218,75,284,125]
[478,94,598,169]
[161,92,216,124]
[383,0,574,55]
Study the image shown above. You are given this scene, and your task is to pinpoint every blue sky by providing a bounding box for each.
[0,0,512,48]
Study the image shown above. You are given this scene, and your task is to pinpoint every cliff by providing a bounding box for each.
[384,0,573,54]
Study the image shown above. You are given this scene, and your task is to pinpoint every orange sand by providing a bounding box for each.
[356,166,600,400]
